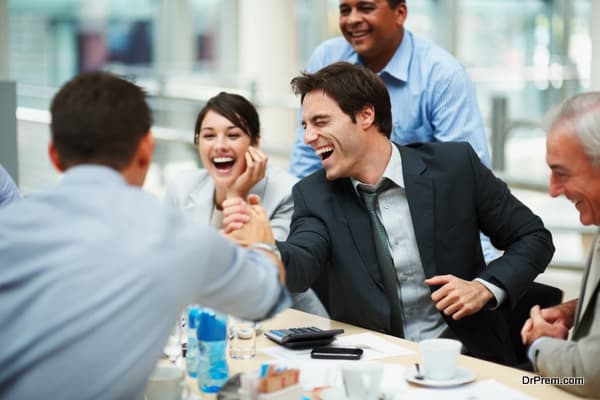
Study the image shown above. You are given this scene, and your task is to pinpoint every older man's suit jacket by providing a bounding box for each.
[534,239,600,397]
[278,142,554,364]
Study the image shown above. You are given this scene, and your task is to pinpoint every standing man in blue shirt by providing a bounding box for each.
[0,164,22,206]
[289,0,497,261]
[290,0,490,177]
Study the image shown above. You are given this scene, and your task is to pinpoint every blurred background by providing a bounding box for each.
[2,0,600,298]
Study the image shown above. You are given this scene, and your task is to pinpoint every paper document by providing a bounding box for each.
[260,332,414,361]
[258,359,408,395]
[409,379,535,400]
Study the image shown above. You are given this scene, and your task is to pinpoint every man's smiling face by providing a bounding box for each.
[338,0,406,71]
[301,89,366,181]
[546,125,600,226]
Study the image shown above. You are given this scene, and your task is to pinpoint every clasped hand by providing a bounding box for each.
[222,194,273,246]
[520,299,576,345]
[223,195,285,283]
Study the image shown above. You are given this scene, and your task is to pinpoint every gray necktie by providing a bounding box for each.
[358,181,405,338]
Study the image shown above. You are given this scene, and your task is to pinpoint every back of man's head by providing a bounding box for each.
[545,92,600,166]
[50,71,152,171]
[290,61,392,138]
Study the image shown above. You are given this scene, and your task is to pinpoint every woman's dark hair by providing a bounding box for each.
[193,92,260,145]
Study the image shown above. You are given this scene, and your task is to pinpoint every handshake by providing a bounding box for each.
[222,194,273,246]
[223,195,286,283]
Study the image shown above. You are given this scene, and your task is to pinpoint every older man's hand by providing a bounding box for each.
[521,300,576,345]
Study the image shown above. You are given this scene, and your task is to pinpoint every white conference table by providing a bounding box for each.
[185,308,583,399]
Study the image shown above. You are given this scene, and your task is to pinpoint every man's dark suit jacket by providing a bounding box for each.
[278,142,555,365]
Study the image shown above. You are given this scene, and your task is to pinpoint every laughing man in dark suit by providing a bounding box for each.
[225,62,554,365]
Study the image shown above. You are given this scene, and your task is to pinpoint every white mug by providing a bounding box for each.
[145,364,190,400]
[341,362,383,400]
[418,338,462,380]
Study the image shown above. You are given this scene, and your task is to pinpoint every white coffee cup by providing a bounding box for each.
[341,362,383,400]
[145,364,190,400]
[418,338,462,380]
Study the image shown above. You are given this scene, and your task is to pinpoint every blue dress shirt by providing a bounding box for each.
[289,30,499,261]
[289,30,491,178]
[0,165,290,400]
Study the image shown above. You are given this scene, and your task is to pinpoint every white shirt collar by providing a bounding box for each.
[351,144,404,191]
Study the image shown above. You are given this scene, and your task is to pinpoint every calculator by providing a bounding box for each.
[264,326,344,349]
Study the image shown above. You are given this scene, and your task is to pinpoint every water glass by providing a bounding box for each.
[228,316,256,359]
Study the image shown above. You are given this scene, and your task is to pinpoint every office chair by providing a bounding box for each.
[504,281,564,367]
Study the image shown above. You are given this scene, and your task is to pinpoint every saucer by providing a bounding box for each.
[404,365,476,387]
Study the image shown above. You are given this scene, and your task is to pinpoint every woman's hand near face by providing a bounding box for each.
[226,147,267,201]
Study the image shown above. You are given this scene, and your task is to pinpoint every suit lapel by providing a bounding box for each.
[185,177,215,223]
[575,236,600,329]
[337,179,384,287]
[399,145,437,279]
[184,170,268,224]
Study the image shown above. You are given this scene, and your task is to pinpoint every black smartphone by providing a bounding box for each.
[310,346,363,360]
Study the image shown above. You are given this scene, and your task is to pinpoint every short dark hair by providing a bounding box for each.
[194,92,260,145]
[290,62,392,138]
[387,0,406,7]
[50,71,151,170]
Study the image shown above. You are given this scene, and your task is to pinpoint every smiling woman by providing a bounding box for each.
[193,92,264,211]
[164,92,329,318]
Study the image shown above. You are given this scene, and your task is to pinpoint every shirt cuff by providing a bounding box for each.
[527,337,551,365]
[474,278,506,309]
[262,286,293,320]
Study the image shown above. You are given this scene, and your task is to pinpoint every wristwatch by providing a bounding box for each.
[249,242,281,260]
